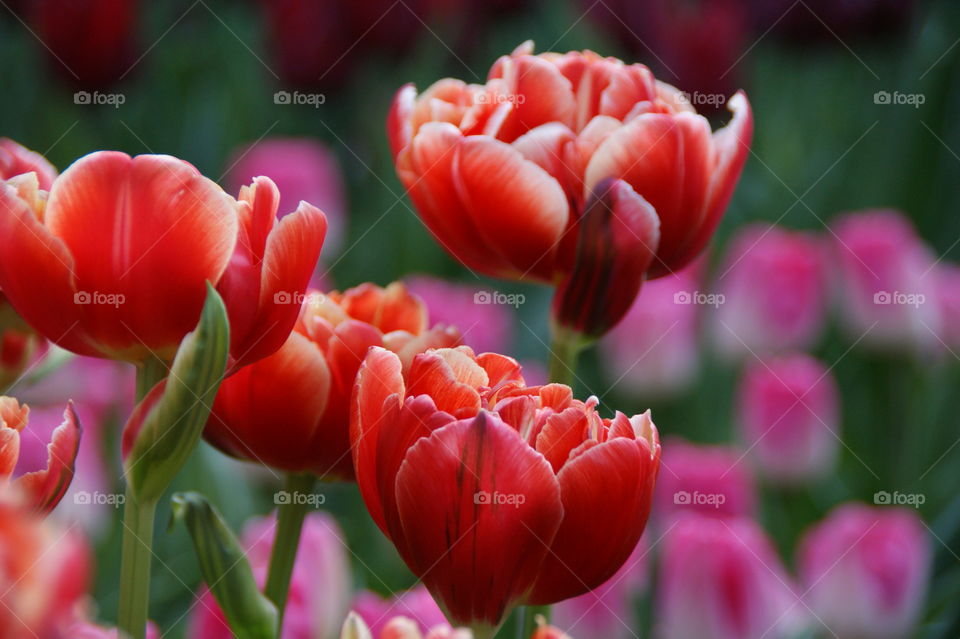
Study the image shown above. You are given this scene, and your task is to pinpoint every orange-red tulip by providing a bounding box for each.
[206,283,459,478]
[351,346,660,629]
[0,396,80,514]
[0,138,58,189]
[389,43,752,336]
[0,151,326,367]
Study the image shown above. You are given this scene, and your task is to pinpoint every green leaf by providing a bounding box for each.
[171,492,278,639]
[124,283,230,502]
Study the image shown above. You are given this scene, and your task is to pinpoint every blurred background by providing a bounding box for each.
[2,0,960,637]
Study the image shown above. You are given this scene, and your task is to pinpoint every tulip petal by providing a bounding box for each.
[407,348,486,418]
[528,437,659,604]
[454,136,569,280]
[394,413,563,626]
[388,83,418,159]
[0,138,58,189]
[15,402,81,514]
[44,152,238,359]
[351,347,406,533]
[489,54,576,142]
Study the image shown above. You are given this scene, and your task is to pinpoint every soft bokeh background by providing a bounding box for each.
[2,0,960,637]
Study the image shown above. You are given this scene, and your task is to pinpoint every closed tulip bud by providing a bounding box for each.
[658,515,807,639]
[712,225,827,357]
[207,282,460,478]
[737,353,840,484]
[352,346,660,631]
[389,42,751,338]
[831,209,938,351]
[600,265,701,398]
[653,437,756,526]
[798,503,930,639]
[0,489,90,639]
[0,152,326,368]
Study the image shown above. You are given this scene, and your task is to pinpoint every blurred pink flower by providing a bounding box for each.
[226,138,347,255]
[798,503,930,639]
[712,225,827,357]
[340,611,472,639]
[552,538,649,639]
[737,353,840,484]
[657,515,807,639]
[189,510,351,639]
[653,438,756,526]
[352,585,448,637]
[68,620,159,639]
[831,209,939,351]
[404,276,514,355]
[600,266,701,398]
[934,263,960,350]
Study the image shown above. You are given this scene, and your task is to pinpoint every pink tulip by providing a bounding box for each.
[831,210,939,351]
[189,511,351,639]
[658,515,807,639]
[737,353,840,483]
[352,585,448,637]
[653,437,755,525]
[404,276,514,355]
[600,265,700,398]
[798,503,930,639]
[552,538,648,639]
[226,138,347,255]
[712,225,827,357]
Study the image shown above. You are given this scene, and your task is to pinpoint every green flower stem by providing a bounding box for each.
[520,604,552,637]
[264,472,316,632]
[547,325,585,386]
[118,358,167,639]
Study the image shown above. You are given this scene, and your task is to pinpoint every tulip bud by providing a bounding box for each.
[798,503,930,639]
[737,353,840,484]
[552,178,660,339]
[658,515,807,639]
[831,209,938,351]
[600,264,700,398]
[712,224,827,357]
[653,437,756,526]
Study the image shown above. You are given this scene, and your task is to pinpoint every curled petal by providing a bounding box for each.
[0,138,58,189]
[406,348,487,418]
[15,402,82,514]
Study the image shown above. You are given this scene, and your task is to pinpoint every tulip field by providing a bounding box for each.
[0,1,959,638]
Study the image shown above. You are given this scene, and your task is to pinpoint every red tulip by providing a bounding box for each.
[351,346,660,630]
[389,43,751,336]
[0,293,46,393]
[0,138,58,189]
[0,488,90,639]
[30,0,139,89]
[0,151,326,367]
[207,283,459,478]
[0,396,80,514]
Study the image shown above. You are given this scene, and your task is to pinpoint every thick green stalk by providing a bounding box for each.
[547,325,585,386]
[118,357,167,639]
[264,472,316,632]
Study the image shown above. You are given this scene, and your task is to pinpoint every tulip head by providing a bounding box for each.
[799,503,930,639]
[351,345,660,629]
[737,353,840,484]
[207,282,460,478]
